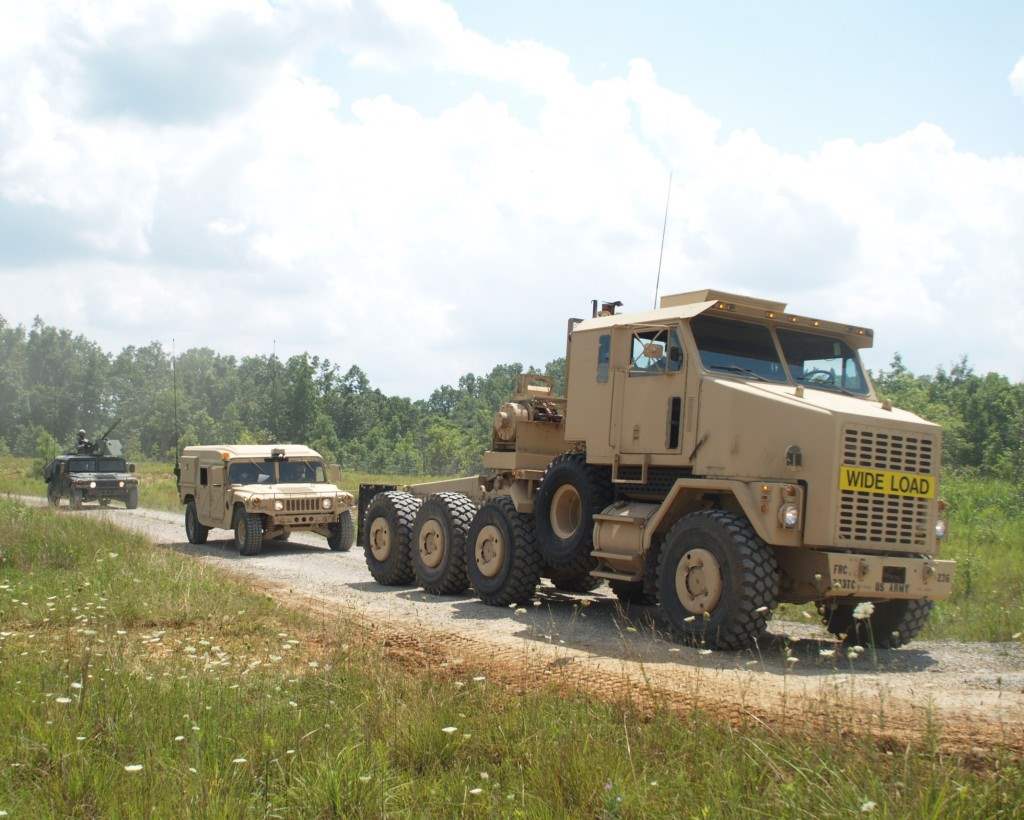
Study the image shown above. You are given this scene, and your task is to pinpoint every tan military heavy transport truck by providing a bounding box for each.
[178,444,355,556]
[358,290,954,649]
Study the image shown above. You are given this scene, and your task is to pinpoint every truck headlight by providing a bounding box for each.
[118,481,125,488]
[935,519,947,540]
[89,481,97,489]
[321,498,332,510]
[274,500,284,512]
[779,503,800,529]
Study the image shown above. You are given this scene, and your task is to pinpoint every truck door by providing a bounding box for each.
[610,325,686,455]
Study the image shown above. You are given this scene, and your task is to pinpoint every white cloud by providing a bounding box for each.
[0,0,1022,397]
[1011,57,1024,97]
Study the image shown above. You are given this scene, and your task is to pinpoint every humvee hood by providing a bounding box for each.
[234,483,338,495]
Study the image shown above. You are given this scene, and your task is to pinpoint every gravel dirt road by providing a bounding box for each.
[23,499,1024,754]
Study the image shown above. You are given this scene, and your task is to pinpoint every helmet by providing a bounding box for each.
[77,429,87,438]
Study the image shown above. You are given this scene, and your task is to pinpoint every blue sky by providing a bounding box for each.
[1,1,1022,395]
[452,0,1024,156]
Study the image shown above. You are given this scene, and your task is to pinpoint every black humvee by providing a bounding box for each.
[42,422,139,510]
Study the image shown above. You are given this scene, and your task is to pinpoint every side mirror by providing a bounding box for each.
[128,463,136,473]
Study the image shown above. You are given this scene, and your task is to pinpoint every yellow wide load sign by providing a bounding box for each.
[838,465,936,499]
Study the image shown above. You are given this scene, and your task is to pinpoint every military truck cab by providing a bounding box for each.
[359,289,954,651]
[177,444,356,556]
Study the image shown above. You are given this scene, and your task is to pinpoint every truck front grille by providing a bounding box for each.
[837,426,934,548]
[284,497,319,513]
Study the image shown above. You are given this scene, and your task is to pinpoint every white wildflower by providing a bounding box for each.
[124,764,143,772]
[819,649,836,658]
[472,675,485,682]
[174,736,185,742]
[785,656,799,665]
[755,606,769,614]
[232,758,247,765]
[852,601,875,620]
[697,649,713,656]
[441,726,458,734]
[860,800,877,813]
[359,775,372,782]
[55,697,72,704]
[469,788,483,795]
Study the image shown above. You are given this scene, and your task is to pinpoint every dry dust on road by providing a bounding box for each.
[22,498,1024,755]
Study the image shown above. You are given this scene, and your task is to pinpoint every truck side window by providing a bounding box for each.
[629,329,683,375]
[200,467,208,487]
[596,334,611,383]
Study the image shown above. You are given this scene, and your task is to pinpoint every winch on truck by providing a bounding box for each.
[359,289,954,649]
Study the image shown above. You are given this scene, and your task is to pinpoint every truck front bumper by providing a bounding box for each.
[819,551,954,601]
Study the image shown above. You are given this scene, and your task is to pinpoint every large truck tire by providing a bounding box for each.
[327,509,356,552]
[533,452,612,574]
[69,488,83,510]
[656,509,779,650]
[819,598,933,649]
[411,492,475,595]
[466,496,543,607]
[125,486,139,510]
[185,500,210,545]
[47,485,60,509]
[235,510,264,556]
[363,491,420,585]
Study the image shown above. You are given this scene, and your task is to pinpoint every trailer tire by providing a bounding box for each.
[533,452,612,574]
[411,492,475,595]
[819,598,933,649]
[467,496,543,607]
[327,509,356,552]
[363,491,420,585]
[185,499,210,545]
[656,509,779,650]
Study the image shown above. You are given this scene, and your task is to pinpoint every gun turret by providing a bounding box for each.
[96,419,120,445]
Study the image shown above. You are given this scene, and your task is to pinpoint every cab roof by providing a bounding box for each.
[572,289,874,349]
[181,444,323,460]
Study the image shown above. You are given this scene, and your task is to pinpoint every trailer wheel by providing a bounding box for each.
[411,492,475,595]
[656,510,779,650]
[548,568,603,594]
[467,496,543,607]
[233,509,264,556]
[363,491,420,585]
[533,452,612,574]
[185,499,210,545]
[327,509,356,552]
[818,598,933,649]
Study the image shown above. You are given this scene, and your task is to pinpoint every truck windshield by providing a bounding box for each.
[691,315,788,382]
[776,329,870,395]
[278,460,326,483]
[68,460,96,473]
[228,462,275,485]
[97,458,126,472]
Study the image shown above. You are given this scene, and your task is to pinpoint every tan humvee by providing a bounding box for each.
[359,289,954,650]
[178,444,355,556]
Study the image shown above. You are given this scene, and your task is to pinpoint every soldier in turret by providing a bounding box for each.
[75,429,92,453]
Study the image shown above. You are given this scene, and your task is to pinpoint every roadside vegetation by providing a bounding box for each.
[0,498,1021,816]
[2,456,1022,643]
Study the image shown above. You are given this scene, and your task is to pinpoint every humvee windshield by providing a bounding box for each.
[691,315,787,382]
[776,328,870,395]
[228,462,274,485]
[278,460,326,483]
[68,458,126,473]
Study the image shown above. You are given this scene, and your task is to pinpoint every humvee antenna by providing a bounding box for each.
[172,338,180,480]
[653,170,673,309]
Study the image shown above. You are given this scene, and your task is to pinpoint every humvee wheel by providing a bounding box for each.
[656,510,779,650]
[47,486,60,509]
[548,567,603,594]
[234,510,264,556]
[327,509,355,552]
[467,496,543,607]
[819,598,933,649]
[363,491,420,585]
[125,486,139,510]
[69,488,83,510]
[185,500,209,545]
[411,493,474,595]
[533,452,612,574]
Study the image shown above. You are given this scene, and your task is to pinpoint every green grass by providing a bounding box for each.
[3,456,1023,641]
[0,498,1020,817]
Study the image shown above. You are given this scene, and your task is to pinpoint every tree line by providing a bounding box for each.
[0,315,1020,481]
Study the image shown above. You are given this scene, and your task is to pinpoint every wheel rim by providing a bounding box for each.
[368,516,391,561]
[475,524,505,578]
[675,548,723,614]
[418,519,445,568]
[550,484,582,540]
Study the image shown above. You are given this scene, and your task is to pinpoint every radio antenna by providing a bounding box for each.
[172,338,180,484]
[653,170,673,309]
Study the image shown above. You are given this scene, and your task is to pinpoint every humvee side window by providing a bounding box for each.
[200,468,208,487]
[596,334,611,383]
[628,329,683,376]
